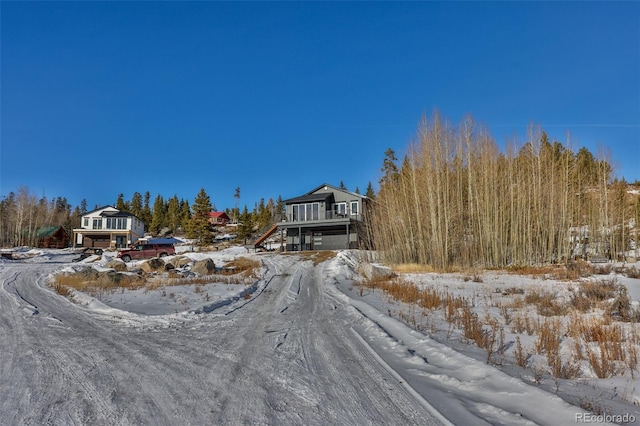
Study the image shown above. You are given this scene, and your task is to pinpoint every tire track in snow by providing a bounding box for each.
[2,253,447,425]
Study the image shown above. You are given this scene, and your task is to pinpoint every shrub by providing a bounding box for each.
[220,257,261,278]
[592,264,612,275]
[525,290,567,316]
[625,266,640,279]
[570,293,593,312]
[607,286,640,322]
[579,279,617,302]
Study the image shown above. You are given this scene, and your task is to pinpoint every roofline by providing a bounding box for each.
[283,192,333,204]
[84,205,115,215]
[306,183,370,200]
[82,206,143,222]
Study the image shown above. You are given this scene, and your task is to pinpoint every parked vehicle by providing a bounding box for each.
[117,240,175,262]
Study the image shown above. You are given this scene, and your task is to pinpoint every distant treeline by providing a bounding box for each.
[368,112,640,269]
[3,112,639,263]
[0,186,284,247]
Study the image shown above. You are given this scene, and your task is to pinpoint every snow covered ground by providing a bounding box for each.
[1,246,639,425]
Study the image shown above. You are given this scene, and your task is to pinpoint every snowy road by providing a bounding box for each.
[0,253,444,425]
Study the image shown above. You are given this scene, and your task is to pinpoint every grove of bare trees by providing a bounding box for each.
[0,186,83,247]
[369,112,639,270]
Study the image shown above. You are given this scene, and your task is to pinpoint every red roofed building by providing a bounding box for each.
[209,211,231,226]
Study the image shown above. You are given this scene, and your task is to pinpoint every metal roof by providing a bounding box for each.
[284,192,333,204]
[140,237,183,245]
[34,226,67,238]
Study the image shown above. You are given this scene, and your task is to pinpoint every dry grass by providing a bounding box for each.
[579,279,617,302]
[592,264,612,275]
[535,318,562,354]
[221,257,261,278]
[514,337,529,368]
[568,315,640,378]
[506,261,595,281]
[51,256,262,297]
[358,276,448,311]
[358,266,640,379]
[524,289,568,316]
[510,313,536,335]
[51,271,145,296]
[282,250,337,265]
[308,251,337,265]
[392,263,437,274]
[624,266,640,279]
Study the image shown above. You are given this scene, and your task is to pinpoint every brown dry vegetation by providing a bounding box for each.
[391,263,438,274]
[51,257,263,297]
[282,250,337,265]
[506,261,595,281]
[51,271,145,296]
[219,257,261,278]
[357,273,640,382]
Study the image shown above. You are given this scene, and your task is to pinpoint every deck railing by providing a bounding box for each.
[282,211,363,223]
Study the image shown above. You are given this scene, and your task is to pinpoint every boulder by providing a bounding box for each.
[140,258,166,273]
[78,267,99,281]
[158,227,172,237]
[172,255,192,267]
[192,258,216,276]
[104,259,127,271]
[359,262,394,280]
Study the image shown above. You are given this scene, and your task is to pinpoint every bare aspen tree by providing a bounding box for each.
[370,112,619,270]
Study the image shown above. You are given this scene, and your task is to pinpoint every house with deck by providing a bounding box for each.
[72,206,145,250]
[275,183,371,251]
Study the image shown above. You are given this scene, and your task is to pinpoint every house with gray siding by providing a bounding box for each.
[277,183,370,251]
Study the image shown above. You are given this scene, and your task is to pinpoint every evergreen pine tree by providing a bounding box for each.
[237,205,254,240]
[130,192,143,219]
[150,194,166,235]
[365,181,376,199]
[142,192,152,230]
[115,193,127,211]
[180,200,191,233]
[275,195,285,221]
[189,188,213,244]
[379,148,399,188]
[166,195,181,232]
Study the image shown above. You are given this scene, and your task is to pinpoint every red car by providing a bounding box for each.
[117,242,175,262]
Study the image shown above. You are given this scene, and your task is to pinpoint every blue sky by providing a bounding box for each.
[2,1,639,211]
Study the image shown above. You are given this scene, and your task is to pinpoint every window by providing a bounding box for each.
[83,218,89,227]
[92,218,102,230]
[335,203,347,217]
[292,203,319,221]
[106,217,127,229]
[350,201,359,216]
